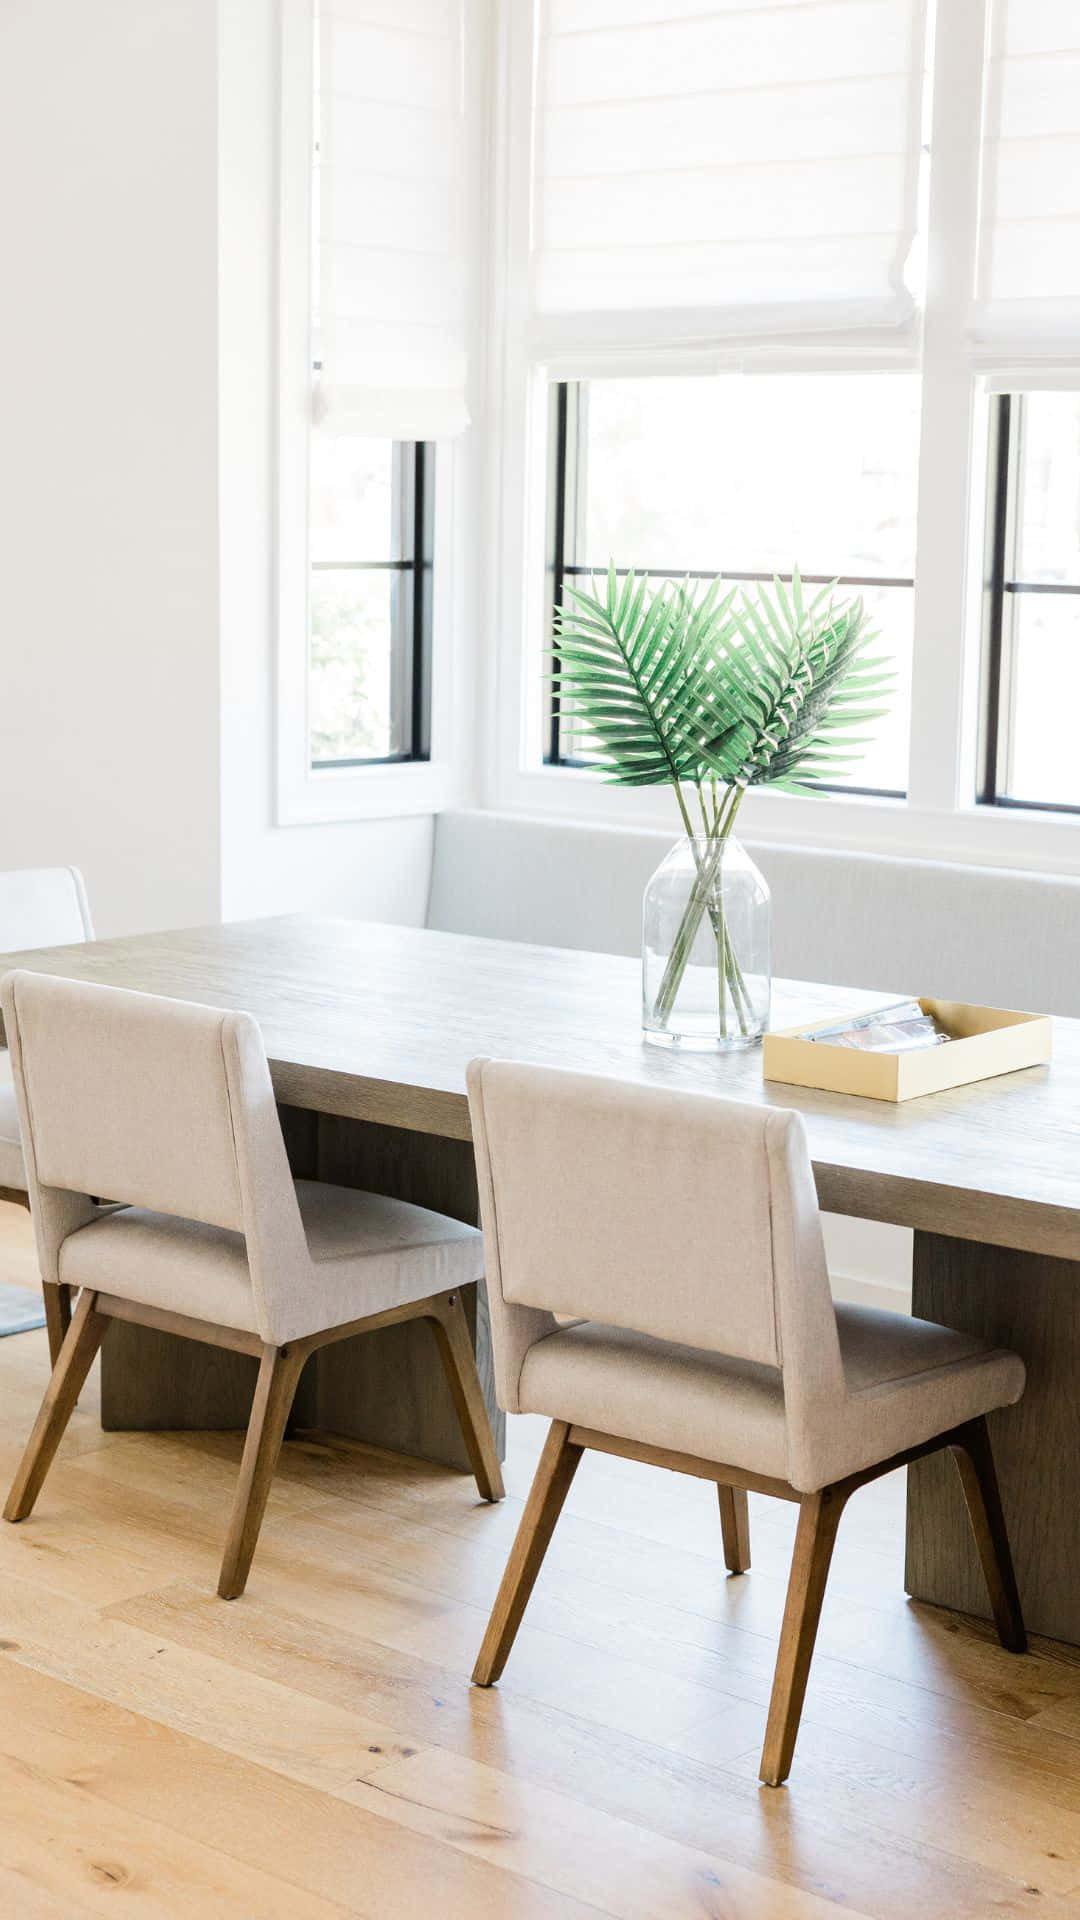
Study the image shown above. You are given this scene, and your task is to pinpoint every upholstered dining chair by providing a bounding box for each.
[466,1060,1027,1787]
[0,867,95,1358]
[1,970,503,1599]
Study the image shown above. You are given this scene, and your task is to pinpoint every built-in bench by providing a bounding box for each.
[427,809,1080,1015]
[426,809,1080,1307]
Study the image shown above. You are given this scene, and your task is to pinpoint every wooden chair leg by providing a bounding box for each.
[41,1282,73,1369]
[717,1484,751,1573]
[473,1419,582,1686]
[759,1485,847,1787]
[218,1345,305,1601]
[950,1417,1027,1654]
[428,1294,505,1503]
[4,1290,108,1522]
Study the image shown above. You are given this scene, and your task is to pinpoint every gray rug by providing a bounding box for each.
[0,1283,45,1337]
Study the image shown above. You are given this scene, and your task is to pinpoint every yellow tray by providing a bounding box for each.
[763,997,1052,1103]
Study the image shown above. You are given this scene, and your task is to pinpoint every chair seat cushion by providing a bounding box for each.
[517,1304,1025,1491]
[0,1056,27,1192]
[839,1302,999,1391]
[60,1207,256,1332]
[58,1178,484,1341]
[288,1179,484,1337]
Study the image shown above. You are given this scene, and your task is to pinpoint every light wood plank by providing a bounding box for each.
[0,1566,445,1794]
[0,1657,598,1920]
[0,1859,97,1920]
[106,1572,1080,1920]
[341,1743,876,1920]
[0,1724,356,1920]
[72,1418,1078,1729]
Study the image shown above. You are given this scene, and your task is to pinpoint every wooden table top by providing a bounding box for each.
[2,914,1077,1259]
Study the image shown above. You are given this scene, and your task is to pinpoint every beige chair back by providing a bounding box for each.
[467,1060,845,1448]
[0,971,309,1340]
[0,867,92,951]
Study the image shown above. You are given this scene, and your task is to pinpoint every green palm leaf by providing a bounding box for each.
[698,576,893,792]
[552,566,738,788]
[552,564,893,800]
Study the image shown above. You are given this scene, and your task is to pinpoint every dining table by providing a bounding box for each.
[1,912,1077,1644]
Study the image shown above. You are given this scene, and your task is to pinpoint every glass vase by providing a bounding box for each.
[642,834,771,1050]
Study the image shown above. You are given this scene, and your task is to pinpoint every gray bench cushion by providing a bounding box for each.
[427,809,1080,1017]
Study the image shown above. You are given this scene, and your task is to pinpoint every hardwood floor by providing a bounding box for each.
[0,1203,1077,1916]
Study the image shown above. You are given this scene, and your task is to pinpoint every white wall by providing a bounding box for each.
[0,0,222,937]
[0,0,436,937]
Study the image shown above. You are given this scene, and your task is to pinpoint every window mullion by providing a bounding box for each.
[996,396,1024,799]
[979,394,1026,802]
[411,443,434,760]
[546,382,570,765]
[906,0,988,814]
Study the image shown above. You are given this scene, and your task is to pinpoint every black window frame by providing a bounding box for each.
[309,439,434,771]
[980,392,1080,815]
[544,378,910,800]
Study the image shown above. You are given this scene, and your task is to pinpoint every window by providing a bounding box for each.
[983,393,1080,813]
[546,374,920,796]
[488,1,1080,857]
[308,434,433,769]
[274,0,469,818]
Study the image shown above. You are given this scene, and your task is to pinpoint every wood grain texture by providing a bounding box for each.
[100,1321,262,1434]
[907,1229,1080,1642]
[760,1487,847,1786]
[41,1282,72,1369]
[948,1418,1026,1655]
[218,1346,307,1601]
[1,1263,1078,1920]
[473,1421,583,1687]
[2,913,1078,1257]
[4,1289,109,1521]
[426,1294,505,1503]
[565,1427,802,1500]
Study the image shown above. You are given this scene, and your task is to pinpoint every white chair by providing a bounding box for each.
[0,867,94,1357]
[466,1060,1027,1786]
[2,971,503,1599]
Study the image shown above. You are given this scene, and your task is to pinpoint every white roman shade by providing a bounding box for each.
[530,0,929,358]
[974,0,1080,373]
[315,0,469,440]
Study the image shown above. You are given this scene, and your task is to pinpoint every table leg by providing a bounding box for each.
[905,1229,1080,1644]
[99,1108,505,1472]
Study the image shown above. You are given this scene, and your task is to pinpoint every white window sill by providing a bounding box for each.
[276,756,456,826]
